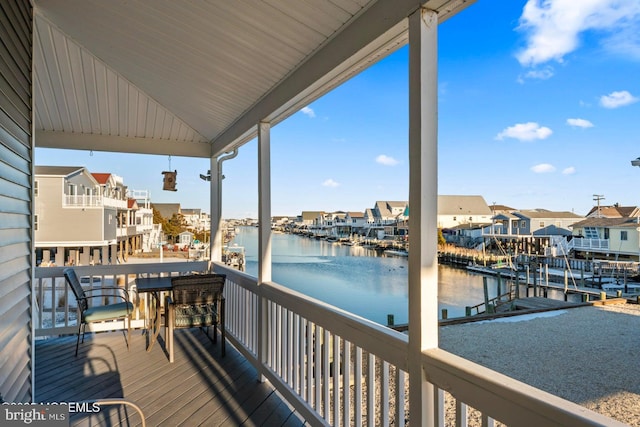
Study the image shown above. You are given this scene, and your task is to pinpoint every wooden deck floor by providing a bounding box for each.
[35,329,306,426]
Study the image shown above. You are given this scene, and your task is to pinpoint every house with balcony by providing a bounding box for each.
[0,1,626,426]
[34,166,155,266]
[569,217,640,261]
[485,209,584,255]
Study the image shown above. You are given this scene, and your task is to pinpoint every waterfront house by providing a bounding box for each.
[34,166,152,266]
[437,195,493,229]
[1,1,622,425]
[569,217,640,261]
[485,209,584,255]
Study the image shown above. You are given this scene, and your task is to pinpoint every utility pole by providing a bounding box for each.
[593,194,605,218]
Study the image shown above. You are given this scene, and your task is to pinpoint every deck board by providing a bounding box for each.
[35,329,306,426]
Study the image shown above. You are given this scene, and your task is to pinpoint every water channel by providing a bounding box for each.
[228,226,505,326]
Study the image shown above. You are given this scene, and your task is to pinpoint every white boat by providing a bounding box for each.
[383,249,409,257]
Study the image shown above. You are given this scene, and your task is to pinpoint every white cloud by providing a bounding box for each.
[518,66,555,82]
[516,0,640,67]
[599,90,639,108]
[322,179,340,188]
[531,163,556,173]
[566,118,594,128]
[562,166,576,175]
[375,154,399,166]
[301,106,316,118]
[496,122,553,141]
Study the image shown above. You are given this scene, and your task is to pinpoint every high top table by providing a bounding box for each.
[135,276,173,351]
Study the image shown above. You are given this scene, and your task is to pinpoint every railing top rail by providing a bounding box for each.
[35,261,210,278]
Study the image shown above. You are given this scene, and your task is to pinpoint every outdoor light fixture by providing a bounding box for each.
[199,170,211,181]
[632,157,640,167]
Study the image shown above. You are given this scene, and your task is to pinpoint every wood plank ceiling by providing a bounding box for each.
[32,0,474,158]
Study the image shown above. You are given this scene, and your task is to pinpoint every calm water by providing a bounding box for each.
[229,227,503,325]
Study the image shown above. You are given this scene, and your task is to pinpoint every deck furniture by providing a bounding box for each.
[165,274,226,362]
[63,267,135,356]
[134,276,173,351]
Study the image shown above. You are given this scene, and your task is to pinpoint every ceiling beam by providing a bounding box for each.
[36,131,212,158]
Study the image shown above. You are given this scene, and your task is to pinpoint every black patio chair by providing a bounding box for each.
[63,268,135,356]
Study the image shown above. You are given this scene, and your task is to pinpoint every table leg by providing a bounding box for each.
[147,291,161,352]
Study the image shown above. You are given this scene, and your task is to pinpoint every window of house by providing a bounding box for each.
[34,214,38,231]
[34,180,38,196]
[539,222,545,228]
[468,216,472,221]
[621,230,628,241]
[453,216,457,221]
[584,227,599,239]
[521,221,526,228]
[604,228,609,239]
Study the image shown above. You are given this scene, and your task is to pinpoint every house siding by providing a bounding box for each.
[0,0,33,403]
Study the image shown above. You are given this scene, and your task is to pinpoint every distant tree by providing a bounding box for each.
[152,207,165,226]
[153,208,188,243]
[438,228,446,246]
[164,213,187,239]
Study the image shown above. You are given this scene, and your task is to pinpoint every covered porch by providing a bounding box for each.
[0,0,627,425]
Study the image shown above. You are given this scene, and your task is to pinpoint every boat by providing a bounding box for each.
[383,249,409,257]
[222,244,246,271]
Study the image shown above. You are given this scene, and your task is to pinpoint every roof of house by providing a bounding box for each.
[437,195,492,215]
[91,173,112,185]
[347,211,365,218]
[586,205,639,218]
[515,209,583,219]
[532,225,572,236]
[374,201,408,217]
[127,199,138,209]
[301,211,324,221]
[34,166,84,176]
[181,208,201,215]
[152,203,181,219]
[490,204,516,212]
[571,217,640,228]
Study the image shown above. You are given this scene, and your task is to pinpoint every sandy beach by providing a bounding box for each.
[439,303,640,426]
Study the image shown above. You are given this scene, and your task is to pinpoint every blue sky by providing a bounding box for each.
[36,0,640,218]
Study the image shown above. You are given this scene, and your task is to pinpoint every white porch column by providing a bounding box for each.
[258,121,272,283]
[257,121,272,382]
[408,7,439,427]
[210,157,222,263]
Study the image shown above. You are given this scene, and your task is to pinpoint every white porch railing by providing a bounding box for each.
[63,195,128,209]
[34,261,623,426]
[211,262,621,427]
[571,238,610,251]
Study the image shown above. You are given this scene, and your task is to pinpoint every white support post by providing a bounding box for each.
[257,121,272,382]
[210,157,222,263]
[408,7,439,427]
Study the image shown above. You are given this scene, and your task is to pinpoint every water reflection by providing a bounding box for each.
[230,227,504,325]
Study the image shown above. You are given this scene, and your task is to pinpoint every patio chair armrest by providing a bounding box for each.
[84,293,130,305]
[85,286,130,301]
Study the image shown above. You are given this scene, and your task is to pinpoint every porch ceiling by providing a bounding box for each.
[32,0,474,158]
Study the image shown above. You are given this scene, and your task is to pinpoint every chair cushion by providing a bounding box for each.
[175,303,217,328]
[83,302,134,322]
